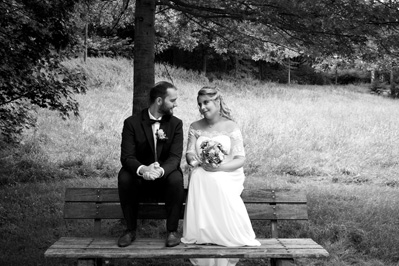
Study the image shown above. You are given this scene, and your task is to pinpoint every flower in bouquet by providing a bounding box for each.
[200,140,228,167]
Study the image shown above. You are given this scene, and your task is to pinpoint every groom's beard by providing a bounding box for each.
[159,102,173,116]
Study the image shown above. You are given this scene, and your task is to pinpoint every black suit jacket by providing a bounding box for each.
[120,109,183,178]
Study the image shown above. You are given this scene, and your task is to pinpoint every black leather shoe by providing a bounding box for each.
[165,231,180,247]
[117,230,136,247]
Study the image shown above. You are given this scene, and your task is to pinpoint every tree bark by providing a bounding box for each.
[83,1,90,63]
[133,0,156,115]
[370,69,375,83]
[390,63,397,97]
[84,22,88,63]
[335,66,338,85]
[380,73,384,83]
[390,63,394,88]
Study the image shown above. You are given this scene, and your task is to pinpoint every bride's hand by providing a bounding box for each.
[190,160,200,167]
[188,154,201,167]
[202,161,219,172]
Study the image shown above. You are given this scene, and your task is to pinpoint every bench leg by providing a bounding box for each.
[77,258,103,266]
[270,258,295,266]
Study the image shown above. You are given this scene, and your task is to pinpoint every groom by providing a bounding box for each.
[117,81,185,247]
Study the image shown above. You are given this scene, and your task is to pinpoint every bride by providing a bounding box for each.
[181,86,260,266]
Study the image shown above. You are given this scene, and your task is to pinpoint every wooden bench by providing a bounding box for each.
[44,188,329,266]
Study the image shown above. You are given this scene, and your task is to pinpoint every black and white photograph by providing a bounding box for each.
[1,1,399,266]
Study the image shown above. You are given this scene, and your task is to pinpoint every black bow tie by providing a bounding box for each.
[149,118,162,124]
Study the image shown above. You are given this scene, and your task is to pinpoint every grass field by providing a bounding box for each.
[1,57,399,266]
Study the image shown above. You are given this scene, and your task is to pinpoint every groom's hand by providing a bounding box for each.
[143,171,157,180]
[153,162,164,177]
[150,162,163,179]
[141,163,163,180]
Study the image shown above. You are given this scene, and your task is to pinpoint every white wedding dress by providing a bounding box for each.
[181,126,261,266]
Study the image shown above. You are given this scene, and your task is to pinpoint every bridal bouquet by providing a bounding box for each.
[200,140,228,167]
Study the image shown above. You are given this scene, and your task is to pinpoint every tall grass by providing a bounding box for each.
[229,83,399,184]
[1,57,399,266]
[30,57,399,185]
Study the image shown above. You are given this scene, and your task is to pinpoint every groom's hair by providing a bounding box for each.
[149,81,176,104]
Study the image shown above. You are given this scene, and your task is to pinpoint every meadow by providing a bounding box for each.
[1,57,399,266]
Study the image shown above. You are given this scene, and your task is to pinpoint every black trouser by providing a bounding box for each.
[117,167,185,232]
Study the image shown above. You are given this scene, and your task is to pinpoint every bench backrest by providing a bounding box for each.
[64,188,308,238]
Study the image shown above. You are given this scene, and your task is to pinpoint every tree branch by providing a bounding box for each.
[110,0,131,32]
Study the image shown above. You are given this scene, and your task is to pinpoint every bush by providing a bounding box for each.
[87,37,134,58]
[0,55,87,142]
[0,0,87,142]
[369,80,390,95]
[291,65,328,85]
[337,69,370,84]
[390,84,399,98]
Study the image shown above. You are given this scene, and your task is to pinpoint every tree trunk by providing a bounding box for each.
[133,0,155,115]
[390,63,397,97]
[335,66,338,85]
[390,64,394,88]
[84,22,88,63]
[370,69,375,83]
[83,2,90,63]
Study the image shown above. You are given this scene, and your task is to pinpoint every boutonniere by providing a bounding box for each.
[156,129,168,141]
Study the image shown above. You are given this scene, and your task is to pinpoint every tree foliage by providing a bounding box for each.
[119,0,399,113]
[158,0,399,56]
[78,1,399,64]
[0,0,86,141]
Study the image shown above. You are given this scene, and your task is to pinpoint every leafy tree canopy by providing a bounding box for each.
[95,0,399,63]
[0,0,86,141]
[158,0,399,57]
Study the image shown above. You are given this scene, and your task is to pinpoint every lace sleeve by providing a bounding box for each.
[230,128,245,157]
[186,124,197,156]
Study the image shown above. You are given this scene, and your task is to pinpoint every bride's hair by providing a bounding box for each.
[198,86,233,120]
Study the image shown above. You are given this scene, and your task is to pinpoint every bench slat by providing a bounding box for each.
[45,237,329,259]
[243,189,307,204]
[65,188,120,202]
[48,238,323,249]
[65,188,306,204]
[64,203,181,220]
[64,203,308,220]
[246,204,308,220]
